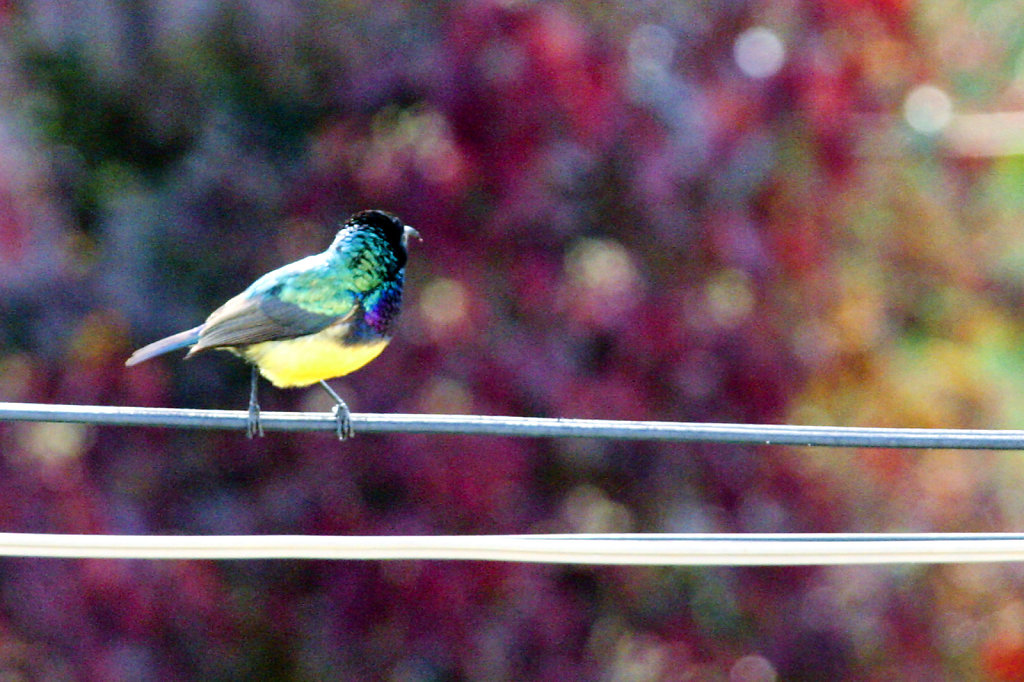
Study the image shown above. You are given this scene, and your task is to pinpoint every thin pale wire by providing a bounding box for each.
[0,532,1023,563]
[2,401,1024,449]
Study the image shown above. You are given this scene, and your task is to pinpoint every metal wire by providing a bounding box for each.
[2,402,1023,563]
[1,401,1024,449]
[1,532,1024,563]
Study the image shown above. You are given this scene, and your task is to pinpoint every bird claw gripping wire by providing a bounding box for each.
[246,404,263,439]
[332,403,354,440]
[320,380,353,440]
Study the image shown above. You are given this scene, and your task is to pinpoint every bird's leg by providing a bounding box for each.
[247,367,264,438]
[319,380,353,440]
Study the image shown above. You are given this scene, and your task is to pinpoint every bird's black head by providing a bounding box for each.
[333,209,417,268]
[346,209,404,247]
[342,210,420,268]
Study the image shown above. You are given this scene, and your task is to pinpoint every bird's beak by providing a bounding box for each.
[403,225,422,245]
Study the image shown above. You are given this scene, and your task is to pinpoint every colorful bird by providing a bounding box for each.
[126,209,419,439]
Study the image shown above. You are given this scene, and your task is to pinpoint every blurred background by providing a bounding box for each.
[1,0,1024,678]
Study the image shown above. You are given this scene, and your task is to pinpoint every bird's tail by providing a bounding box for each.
[125,326,203,366]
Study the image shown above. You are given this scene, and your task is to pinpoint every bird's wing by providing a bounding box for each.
[190,292,355,352]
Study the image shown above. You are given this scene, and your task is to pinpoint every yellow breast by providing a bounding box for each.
[240,332,390,388]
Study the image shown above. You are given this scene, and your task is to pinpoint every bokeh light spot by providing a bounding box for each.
[608,634,669,681]
[904,85,953,134]
[0,354,34,401]
[69,310,127,363]
[730,654,778,682]
[565,237,639,298]
[356,107,466,195]
[628,24,676,77]
[705,269,754,327]
[562,484,634,533]
[418,277,469,340]
[16,422,88,465]
[734,27,785,79]
[416,376,473,414]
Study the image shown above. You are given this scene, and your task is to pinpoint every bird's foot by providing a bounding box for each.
[332,402,354,440]
[318,380,353,441]
[247,399,264,439]
[247,366,265,438]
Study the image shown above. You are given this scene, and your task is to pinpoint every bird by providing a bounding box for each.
[126,209,419,440]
